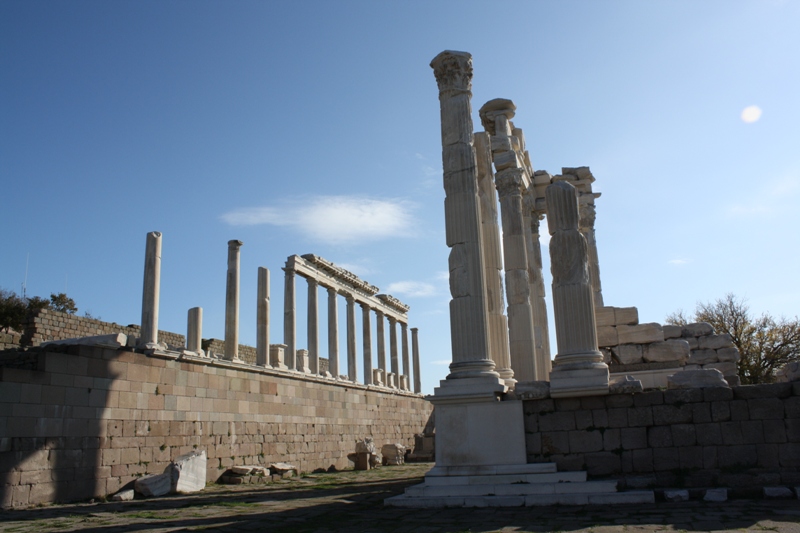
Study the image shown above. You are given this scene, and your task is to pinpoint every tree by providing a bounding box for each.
[50,292,77,314]
[666,294,800,384]
[0,288,28,332]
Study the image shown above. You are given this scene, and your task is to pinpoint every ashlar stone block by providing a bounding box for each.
[616,323,663,345]
[643,339,689,363]
[612,344,642,365]
[597,326,618,348]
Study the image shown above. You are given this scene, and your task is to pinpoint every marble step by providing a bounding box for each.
[385,490,655,508]
[405,479,618,498]
[423,470,587,486]
[425,463,557,477]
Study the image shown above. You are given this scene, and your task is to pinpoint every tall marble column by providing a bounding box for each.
[345,293,357,382]
[256,267,270,367]
[546,181,608,398]
[376,310,387,378]
[327,287,339,378]
[361,304,373,385]
[224,240,243,361]
[401,322,411,390]
[307,278,319,375]
[389,317,399,383]
[527,215,552,380]
[139,231,162,349]
[187,307,202,354]
[474,131,513,385]
[283,268,296,370]
[411,327,421,394]
[430,50,498,382]
[579,203,604,307]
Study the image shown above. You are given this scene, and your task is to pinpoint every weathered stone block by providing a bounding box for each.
[662,325,683,339]
[615,307,639,326]
[648,426,673,448]
[134,472,171,497]
[612,344,642,365]
[644,340,690,363]
[699,334,734,350]
[720,422,744,445]
[627,407,653,427]
[678,446,704,470]
[617,323,664,345]
[668,369,728,390]
[634,391,663,407]
[653,448,680,471]
[664,489,689,502]
[748,397,784,420]
[718,445,757,468]
[716,347,740,363]
[730,400,750,421]
[621,427,647,449]
[653,404,692,425]
[688,349,717,365]
[671,424,697,447]
[585,452,620,476]
[171,450,206,493]
[595,307,616,327]
[597,326,618,348]
[568,430,603,453]
[683,322,714,337]
[664,388,704,405]
[763,419,787,443]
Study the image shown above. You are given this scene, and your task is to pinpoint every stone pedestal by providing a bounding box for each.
[224,240,243,361]
[187,307,203,355]
[372,368,384,387]
[139,231,162,349]
[269,344,288,370]
[256,267,270,367]
[297,349,311,373]
[546,181,608,398]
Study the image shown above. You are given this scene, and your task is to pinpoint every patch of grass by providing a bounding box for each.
[122,511,165,520]
[215,500,257,508]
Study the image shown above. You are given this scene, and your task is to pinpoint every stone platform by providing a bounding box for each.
[385,463,654,508]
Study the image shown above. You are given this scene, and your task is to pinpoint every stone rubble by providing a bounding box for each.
[170,450,207,493]
[134,472,171,497]
[381,443,406,466]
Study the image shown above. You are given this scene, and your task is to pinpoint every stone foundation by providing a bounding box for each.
[0,344,432,508]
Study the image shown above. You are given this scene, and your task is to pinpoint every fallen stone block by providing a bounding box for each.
[664,489,689,502]
[229,465,254,476]
[42,333,128,348]
[667,369,729,390]
[381,443,406,466]
[617,323,664,345]
[609,375,643,394]
[763,486,794,499]
[777,361,800,382]
[643,339,689,363]
[269,462,298,476]
[134,473,171,497]
[111,489,134,501]
[704,488,727,502]
[171,450,206,493]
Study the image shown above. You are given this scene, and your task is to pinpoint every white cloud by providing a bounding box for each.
[385,280,437,297]
[335,262,372,276]
[221,196,416,245]
[430,359,451,366]
[741,105,762,123]
[668,258,690,266]
[725,170,799,219]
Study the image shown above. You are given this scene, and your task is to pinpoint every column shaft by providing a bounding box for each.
[307,278,319,375]
[224,240,243,361]
[283,269,296,370]
[411,327,421,394]
[376,310,386,375]
[327,287,339,377]
[256,267,270,367]
[346,295,357,382]
[361,304,373,385]
[401,322,410,390]
[389,317,399,379]
[187,307,202,353]
[139,231,162,348]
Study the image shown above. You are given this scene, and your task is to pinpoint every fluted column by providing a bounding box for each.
[580,203,604,307]
[546,180,608,398]
[139,231,162,349]
[327,287,339,378]
[401,322,410,390]
[389,316,399,386]
[187,307,202,354]
[283,268,296,370]
[361,304,373,385]
[256,267,270,367]
[411,327,421,394]
[345,293,357,382]
[474,131,513,384]
[307,278,319,375]
[430,50,497,380]
[376,310,387,379]
[224,239,243,361]
[527,216,551,379]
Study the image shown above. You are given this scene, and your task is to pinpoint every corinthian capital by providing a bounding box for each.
[579,204,597,231]
[430,50,473,96]
[495,168,527,198]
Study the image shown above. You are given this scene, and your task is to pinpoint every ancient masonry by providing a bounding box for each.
[385,50,798,508]
[0,235,430,508]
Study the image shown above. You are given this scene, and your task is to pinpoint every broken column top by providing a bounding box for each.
[546,180,580,235]
[478,98,516,134]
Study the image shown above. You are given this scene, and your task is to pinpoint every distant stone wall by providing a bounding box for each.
[201,338,257,363]
[524,383,799,489]
[0,344,432,508]
[17,308,185,349]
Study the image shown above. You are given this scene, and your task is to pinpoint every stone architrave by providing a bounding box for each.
[256,267,270,367]
[401,322,411,390]
[546,181,609,398]
[376,310,387,377]
[283,267,296,370]
[411,327,422,393]
[430,50,500,386]
[187,307,203,355]
[361,304,373,385]
[388,317,399,379]
[224,240,243,361]
[474,131,513,385]
[345,293,358,382]
[307,278,319,375]
[327,287,339,378]
[139,231,162,349]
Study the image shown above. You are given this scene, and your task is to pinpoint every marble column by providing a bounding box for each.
[389,317,399,386]
[579,203,604,307]
[430,50,498,382]
[187,307,202,354]
[139,231,162,349]
[345,293,357,382]
[256,267,270,367]
[361,304,373,385]
[527,215,552,380]
[327,287,339,378]
[307,278,320,375]
[376,310,387,379]
[224,239,243,361]
[546,180,609,398]
[474,131,513,384]
[411,327,421,394]
[401,322,411,390]
[283,268,296,370]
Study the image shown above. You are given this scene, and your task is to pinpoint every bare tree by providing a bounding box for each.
[666,294,800,384]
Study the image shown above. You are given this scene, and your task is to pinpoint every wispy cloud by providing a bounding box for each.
[668,258,691,266]
[221,196,416,245]
[385,281,437,297]
[725,170,799,219]
[430,359,451,366]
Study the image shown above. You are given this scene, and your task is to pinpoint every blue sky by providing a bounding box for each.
[2,1,798,394]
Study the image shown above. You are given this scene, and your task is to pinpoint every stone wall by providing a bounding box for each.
[523,383,799,489]
[0,344,433,508]
[16,308,185,349]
